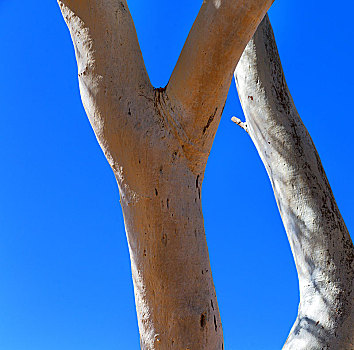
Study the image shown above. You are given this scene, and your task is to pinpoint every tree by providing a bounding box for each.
[234,15,353,349]
[57,1,273,348]
[56,1,353,349]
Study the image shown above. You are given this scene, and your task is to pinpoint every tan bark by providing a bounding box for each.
[167,0,274,159]
[58,1,273,348]
[235,15,354,349]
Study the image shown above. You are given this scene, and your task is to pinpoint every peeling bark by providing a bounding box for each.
[235,15,354,349]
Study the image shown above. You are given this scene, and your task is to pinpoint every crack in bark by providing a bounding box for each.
[203,107,218,134]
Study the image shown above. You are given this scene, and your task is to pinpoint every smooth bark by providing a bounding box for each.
[58,1,273,348]
[167,0,274,158]
[235,15,354,349]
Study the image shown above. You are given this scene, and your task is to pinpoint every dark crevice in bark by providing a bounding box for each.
[200,313,206,328]
[203,107,218,134]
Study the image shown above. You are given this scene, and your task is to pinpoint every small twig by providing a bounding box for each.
[231,116,248,133]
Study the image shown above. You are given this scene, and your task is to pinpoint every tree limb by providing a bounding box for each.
[235,14,354,349]
[166,0,273,154]
[58,0,153,159]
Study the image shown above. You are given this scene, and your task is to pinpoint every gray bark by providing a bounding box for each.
[235,14,354,349]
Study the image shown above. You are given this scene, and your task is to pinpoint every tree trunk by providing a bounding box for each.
[235,14,354,349]
[57,1,273,348]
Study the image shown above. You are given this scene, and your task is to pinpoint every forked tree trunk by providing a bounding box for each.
[235,15,354,349]
[58,1,273,348]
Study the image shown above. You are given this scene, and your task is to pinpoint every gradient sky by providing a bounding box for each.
[1,1,353,349]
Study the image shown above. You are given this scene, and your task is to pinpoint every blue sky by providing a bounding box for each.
[1,1,353,349]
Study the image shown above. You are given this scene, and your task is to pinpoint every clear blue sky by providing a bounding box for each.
[1,1,353,349]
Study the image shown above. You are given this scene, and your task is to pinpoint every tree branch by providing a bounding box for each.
[58,0,153,159]
[166,0,273,153]
[235,14,354,349]
[231,116,248,133]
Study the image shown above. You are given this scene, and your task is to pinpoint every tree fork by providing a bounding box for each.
[58,0,273,348]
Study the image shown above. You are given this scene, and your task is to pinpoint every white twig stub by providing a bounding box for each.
[231,116,248,133]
